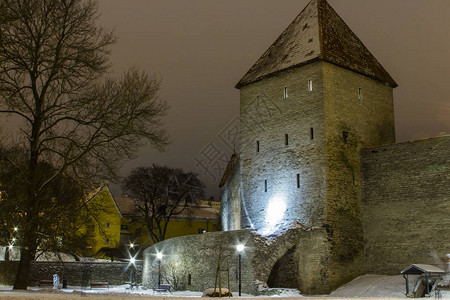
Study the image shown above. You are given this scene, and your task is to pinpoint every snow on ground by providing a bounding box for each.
[1,274,449,299]
[329,275,406,298]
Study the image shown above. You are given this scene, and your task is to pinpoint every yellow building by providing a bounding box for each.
[115,197,221,248]
[82,186,122,256]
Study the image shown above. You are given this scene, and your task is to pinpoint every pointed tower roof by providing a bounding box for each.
[236,0,397,88]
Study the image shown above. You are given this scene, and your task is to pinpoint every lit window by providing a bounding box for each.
[310,128,314,140]
[296,174,300,188]
[358,88,362,100]
[284,87,288,99]
[308,80,313,92]
[257,141,260,152]
[285,134,289,146]
[264,180,267,192]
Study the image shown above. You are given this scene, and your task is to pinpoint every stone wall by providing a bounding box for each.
[142,227,329,295]
[322,62,395,289]
[221,159,241,231]
[0,261,141,287]
[239,61,327,231]
[361,136,450,274]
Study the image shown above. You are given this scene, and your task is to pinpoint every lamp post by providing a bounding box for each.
[156,252,163,286]
[236,244,244,296]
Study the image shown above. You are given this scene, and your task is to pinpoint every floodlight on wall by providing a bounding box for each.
[156,252,163,260]
[266,196,286,227]
[129,256,136,265]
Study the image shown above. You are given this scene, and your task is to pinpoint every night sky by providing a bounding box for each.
[97,0,450,200]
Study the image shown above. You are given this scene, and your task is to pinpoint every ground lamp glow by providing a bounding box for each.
[156,252,163,286]
[237,244,244,296]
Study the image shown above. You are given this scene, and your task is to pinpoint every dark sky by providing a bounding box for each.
[97,0,450,200]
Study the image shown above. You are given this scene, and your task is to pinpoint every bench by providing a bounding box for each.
[38,280,53,287]
[155,284,171,292]
[90,282,109,289]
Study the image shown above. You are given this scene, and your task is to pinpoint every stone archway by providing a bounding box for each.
[266,245,298,288]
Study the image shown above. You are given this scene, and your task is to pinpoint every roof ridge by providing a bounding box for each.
[235,0,397,89]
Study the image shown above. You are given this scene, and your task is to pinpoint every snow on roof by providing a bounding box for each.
[401,264,446,275]
[115,197,219,220]
[236,0,397,89]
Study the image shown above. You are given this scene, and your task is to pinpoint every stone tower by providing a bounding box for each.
[221,0,397,291]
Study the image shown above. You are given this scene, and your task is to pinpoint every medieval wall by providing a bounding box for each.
[220,160,241,231]
[0,261,141,286]
[141,227,330,295]
[322,62,395,289]
[239,61,327,232]
[362,136,450,274]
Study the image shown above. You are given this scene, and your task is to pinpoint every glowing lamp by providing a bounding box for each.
[156,252,163,260]
[236,244,244,252]
[8,245,13,250]
[129,257,136,265]
[130,243,134,248]
[14,227,18,231]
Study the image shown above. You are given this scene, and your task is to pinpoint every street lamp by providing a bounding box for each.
[236,244,244,296]
[156,252,163,286]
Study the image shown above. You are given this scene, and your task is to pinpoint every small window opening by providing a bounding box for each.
[343,131,349,143]
[188,274,192,285]
[256,141,260,152]
[284,87,288,99]
[105,238,109,244]
[310,128,314,140]
[296,174,300,188]
[308,80,313,92]
[106,222,110,228]
[264,180,267,192]
[285,134,289,145]
[257,95,260,106]
[352,169,355,186]
[358,88,362,100]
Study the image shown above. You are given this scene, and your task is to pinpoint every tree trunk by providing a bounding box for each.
[13,245,34,289]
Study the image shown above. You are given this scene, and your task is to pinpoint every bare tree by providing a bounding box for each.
[122,165,205,245]
[0,0,168,289]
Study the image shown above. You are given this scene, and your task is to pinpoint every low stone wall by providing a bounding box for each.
[361,136,450,274]
[0,261,142,287]
[142,226,329,295]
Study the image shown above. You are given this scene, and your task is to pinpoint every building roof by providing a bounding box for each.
[236,0,397,89]
[401,264,446,275]
[115,197,219,221]
[219,153,240,188]
[86,185,123,218]
[115,196,140,217]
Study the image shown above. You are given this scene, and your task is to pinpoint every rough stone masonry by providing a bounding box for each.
[143,0,449,295]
